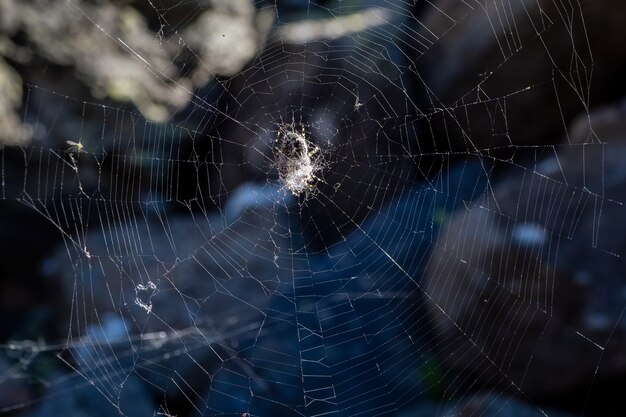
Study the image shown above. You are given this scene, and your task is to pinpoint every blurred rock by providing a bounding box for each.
[0,56,30,146]
[0,354,32,412]
[1,0,184,122]
[182,0,269,83]
[278,6,393,43]
[0,0,265,123]
[25,372,154,417]
[424,99,626,397]
[411,0,626,156]
[44,183,294,413]
[402,393,573,417]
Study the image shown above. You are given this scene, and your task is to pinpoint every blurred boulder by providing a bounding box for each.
[25,372,154,417]
[402,393,574,417]
[424,99,626,397]
[0,354,32,412]
[43,183,294,413]
[411,0,626,156]
[0,0,267,125]
[0,56,30,146]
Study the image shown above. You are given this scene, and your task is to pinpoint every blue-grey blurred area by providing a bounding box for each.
[0,1,626,417]
[199,160,488,416]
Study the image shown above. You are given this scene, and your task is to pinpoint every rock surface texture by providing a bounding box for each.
[425,99,626,397]
[412,0,626,156]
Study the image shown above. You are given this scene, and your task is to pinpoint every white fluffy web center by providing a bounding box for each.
[274,125,324,196]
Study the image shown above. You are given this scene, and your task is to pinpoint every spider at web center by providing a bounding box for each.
[273,122,324,197]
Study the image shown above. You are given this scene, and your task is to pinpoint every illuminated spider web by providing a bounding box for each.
[0,1,624,417]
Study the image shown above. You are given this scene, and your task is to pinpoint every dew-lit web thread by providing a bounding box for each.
[0,0,618,416]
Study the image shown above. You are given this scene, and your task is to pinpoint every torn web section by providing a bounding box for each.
[203,159,488,416]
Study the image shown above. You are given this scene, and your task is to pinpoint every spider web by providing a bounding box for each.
[1,0,625,416]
